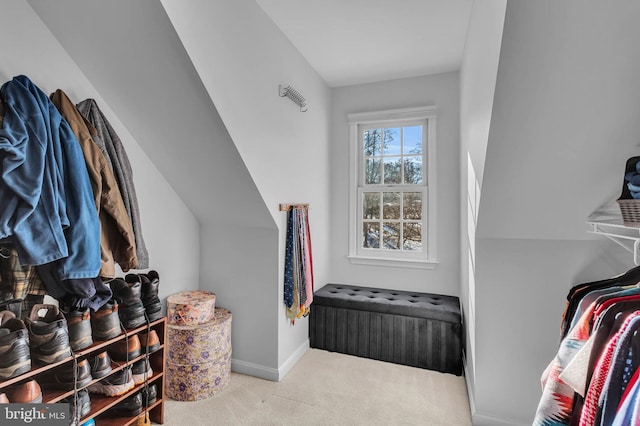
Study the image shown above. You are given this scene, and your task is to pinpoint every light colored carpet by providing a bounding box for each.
[163,349,471,426]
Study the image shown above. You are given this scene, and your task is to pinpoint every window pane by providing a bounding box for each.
[363,222,379,248]
[363,193,380,219]
[403,223,422,251]
[363,129,381,156]
[383,192,400,219]
[382,222,400,250]
[403,156,423,184]
[403,126,422,154]
[364,158,381,184]
[383,128,401,155]
[403,192,422,220]
[383,157,401,184]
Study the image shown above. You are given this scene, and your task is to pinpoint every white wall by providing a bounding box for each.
[458,0,507,419]
[473,1,640,423]
[330,73,460,297]
[159,0,331,376]
[0,1,199,306]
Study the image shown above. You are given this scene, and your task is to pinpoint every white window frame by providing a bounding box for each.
[347,106,438,269]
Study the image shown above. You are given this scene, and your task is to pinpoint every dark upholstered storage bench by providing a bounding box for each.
[309,284,463,375]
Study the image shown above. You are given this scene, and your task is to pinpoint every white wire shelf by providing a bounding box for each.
[587,218,640,265]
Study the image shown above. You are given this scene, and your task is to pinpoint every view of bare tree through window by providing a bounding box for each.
[361,124,424,252]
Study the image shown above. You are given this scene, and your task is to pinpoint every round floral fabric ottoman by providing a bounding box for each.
[166,308,232,401]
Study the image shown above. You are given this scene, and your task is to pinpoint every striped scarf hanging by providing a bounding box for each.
[283,204,314,324]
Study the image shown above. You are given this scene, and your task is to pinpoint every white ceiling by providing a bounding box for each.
[256,0,473,87]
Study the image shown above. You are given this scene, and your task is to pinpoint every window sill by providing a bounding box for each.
[347,255,439,270]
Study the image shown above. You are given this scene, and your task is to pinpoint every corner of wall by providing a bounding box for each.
[231,339,309,382]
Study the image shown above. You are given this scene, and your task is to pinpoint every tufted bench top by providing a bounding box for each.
[314,284,461,324]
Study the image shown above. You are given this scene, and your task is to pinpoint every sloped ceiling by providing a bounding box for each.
[27,0,273,230]
[256,0,473,87]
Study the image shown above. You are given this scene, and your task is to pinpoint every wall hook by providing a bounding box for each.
[279,84,308,112]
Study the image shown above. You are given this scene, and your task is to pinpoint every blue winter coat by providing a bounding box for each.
[0,75,100,279]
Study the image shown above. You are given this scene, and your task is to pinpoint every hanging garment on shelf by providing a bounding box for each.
[535,302,597,425]
[596,314,640,425]
[566,286,624,338]
[611,365,640,425]
[579,311,640,426]
[562,266,640,339]
[569,296,640,426]
[537,264,640,425]
[51,89,138,278]
[0,75,100,279]
[536,287,640,425]
[76,99,149,269]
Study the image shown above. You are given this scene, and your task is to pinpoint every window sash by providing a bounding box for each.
[357,187,428,260]
[359,120,428,187]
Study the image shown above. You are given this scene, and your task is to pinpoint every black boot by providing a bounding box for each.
[141,271,162,321]
[111,277,146,329]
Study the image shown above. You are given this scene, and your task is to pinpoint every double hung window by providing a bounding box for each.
[348,107,437,268]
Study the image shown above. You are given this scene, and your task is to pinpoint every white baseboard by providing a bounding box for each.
[231,339,309,382]
[231,358,279,381]
[462,353,476,413]
[277,339,309,381]
[463,354,528,426]
[472,412,529,426]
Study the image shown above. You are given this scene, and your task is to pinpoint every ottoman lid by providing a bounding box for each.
[314,284,461,324]
[167,290,217,326]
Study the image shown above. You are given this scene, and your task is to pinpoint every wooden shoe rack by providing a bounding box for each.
[0,317,166,425]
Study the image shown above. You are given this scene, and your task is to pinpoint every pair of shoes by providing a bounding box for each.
[137,271,163,322]
[25,304,72,364]
[132,358,153,385]
[88,351,112,379]
[0,310,31,379]
[63,388,91,422]
[111,278,146,329]
[87,366,134,396]
[90,299,122,341]
[109,391,142,417]
[43,358,93,390]
[5,379,42,403]
[63,307,93,351]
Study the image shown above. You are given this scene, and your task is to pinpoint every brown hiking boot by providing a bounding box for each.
[90,299,122,341]
[63,307,93,351]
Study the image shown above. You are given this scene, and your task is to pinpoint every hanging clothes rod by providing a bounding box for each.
[279,84,308,112]
[279,203,309,211]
